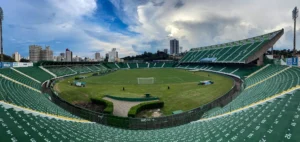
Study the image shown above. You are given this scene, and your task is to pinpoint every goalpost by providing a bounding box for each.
[137,77,155,84]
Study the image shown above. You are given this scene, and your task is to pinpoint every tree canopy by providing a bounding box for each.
[123,51,170,61]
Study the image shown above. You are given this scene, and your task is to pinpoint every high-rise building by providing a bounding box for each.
[40,46,53,61]
[57,56,62,62]
[95,52,100,61]
[108,48,118,62]
[29,45,42,62]
[164,49,168,54]
[12,52,21,62]
[58,53,65,61]
[29,45,53,62]
[170,39,179,55]
[53,56,57,61]
[65,48,72,62]
[180,46,183,53]
[73,56,80,62]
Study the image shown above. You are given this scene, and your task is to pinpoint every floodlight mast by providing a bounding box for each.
[0,7,3,62]
[292,7,298,56]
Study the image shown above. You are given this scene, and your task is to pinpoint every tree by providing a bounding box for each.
[3,54,14,62]
[122,51,170,61]
[20,58,30,62]
[0,7,3,61]
[104,56,108,62]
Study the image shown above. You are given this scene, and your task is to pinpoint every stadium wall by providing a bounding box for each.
[0,62,33,68]
[38,61,102,67]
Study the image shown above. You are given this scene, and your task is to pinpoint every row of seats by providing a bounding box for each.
[203,65,300,118]
[46,65,107,77]
[1,63,299,141]
[0,77,78,118]
[104,62,176,69]
[87,65,102,71]
[244,65,288,86]
[180,40,268,63]
[95,65,109,71]
[15,67,53,82]
[116,63,128,68]
[180,30,282,63]
[128,63,137,69]
[0,90,299,141]
[0,68,41,90]
[177,64,259,78]
[45,66,75,77]
[105,63,119,69]
[69,66,93,73]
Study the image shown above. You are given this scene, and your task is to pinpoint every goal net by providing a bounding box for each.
[137,77,155,84]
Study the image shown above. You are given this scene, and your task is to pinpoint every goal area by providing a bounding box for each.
[137,77,155,84]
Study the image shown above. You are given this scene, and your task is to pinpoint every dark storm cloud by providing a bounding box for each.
[174,14,240,39]
[174,0,184,9]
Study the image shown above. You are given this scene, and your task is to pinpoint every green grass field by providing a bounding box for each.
[55,68,233,115]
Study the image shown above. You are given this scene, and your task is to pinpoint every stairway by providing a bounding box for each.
[39,66,57,78]
[115,63,120,69]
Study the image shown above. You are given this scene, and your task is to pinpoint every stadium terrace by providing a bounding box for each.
[0,27,300,141]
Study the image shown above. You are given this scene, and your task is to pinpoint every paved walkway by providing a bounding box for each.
[103,97,157,117]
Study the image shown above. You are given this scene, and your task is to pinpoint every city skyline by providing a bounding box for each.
[0,0,299,59]
[27,44,114,62]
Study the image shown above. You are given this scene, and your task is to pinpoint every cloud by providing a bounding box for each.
[123,0,300,51]
[1,0,300,59]
[0,0,139,58]
[174,0,184,9]
[152,0,165,7]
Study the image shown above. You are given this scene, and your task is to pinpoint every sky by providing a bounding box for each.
[0,0,300,58]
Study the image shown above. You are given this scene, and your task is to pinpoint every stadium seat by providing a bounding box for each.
[85,65,101,71]
[69,66,92,73]
[203,66,300,118]
[128,63,137,69]
[0,90,299,141]
[154,63,164,68]
[0,68,41,90]
[163,63,176,68]
[45,66,76,76]
[104,63,119,69]
[180,30,281,63]
[138,63,148,68]
[116,63,129,69]
[149,63,155,68]
[15,67,54,82]
[0,77,78,118]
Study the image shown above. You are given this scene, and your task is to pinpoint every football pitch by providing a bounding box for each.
[55,68,234,115]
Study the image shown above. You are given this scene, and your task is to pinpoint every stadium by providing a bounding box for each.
[1,28,300,141]
[0,1,300,142]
